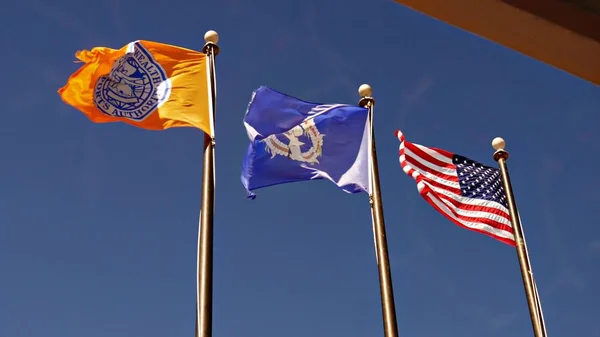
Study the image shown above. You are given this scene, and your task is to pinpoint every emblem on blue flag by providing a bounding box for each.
[262,118,325,164]
[241,86,371,199]
[94,41,172,121]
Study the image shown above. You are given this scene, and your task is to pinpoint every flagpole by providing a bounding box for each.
[196,30,220,337]
[358,84,400,337]
[520,208,549,335]
[492,137,547,337]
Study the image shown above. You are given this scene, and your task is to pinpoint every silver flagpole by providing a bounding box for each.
[196,30,220,337]
[516,209,549,335]
[358,84,400,337]
[492,137,547,337]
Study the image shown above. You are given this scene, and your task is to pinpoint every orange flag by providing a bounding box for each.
[58,40,212,134]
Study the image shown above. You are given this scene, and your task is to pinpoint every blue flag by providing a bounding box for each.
[241,86,371,199]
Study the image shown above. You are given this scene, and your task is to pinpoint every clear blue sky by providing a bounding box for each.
[1,0,599,336]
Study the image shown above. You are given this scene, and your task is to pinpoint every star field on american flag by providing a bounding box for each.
[454,154,508,209]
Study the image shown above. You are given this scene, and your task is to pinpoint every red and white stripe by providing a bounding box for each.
[395,130,515,246]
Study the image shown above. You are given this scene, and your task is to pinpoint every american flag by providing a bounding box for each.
[395,130,515,246]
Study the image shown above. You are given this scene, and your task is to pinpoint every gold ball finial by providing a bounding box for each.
[204,30,219,44]
[492,137,506,151]
[358,84,372,97]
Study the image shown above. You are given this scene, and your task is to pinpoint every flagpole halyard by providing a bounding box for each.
[492,137,547,337]
[196,30,219,337]
[358,84,400,337]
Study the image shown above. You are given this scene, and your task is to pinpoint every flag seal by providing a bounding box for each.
[93,41,172,121]
[261,118,325,165]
